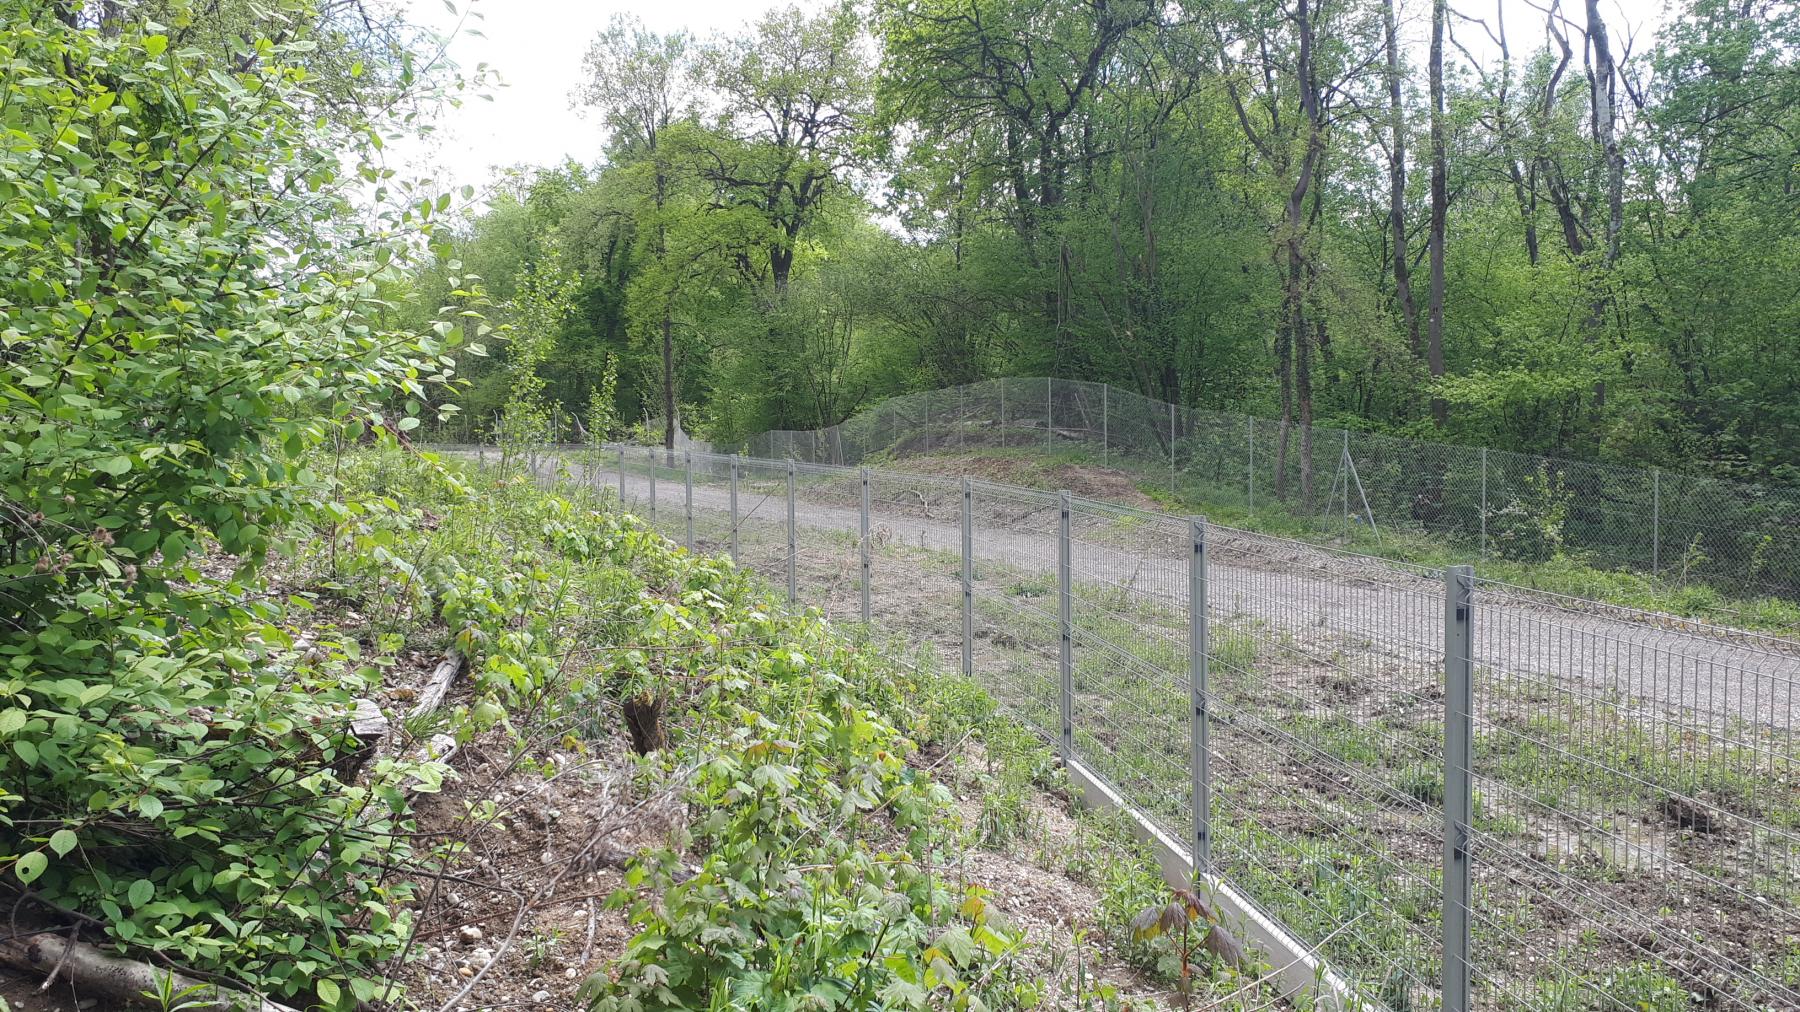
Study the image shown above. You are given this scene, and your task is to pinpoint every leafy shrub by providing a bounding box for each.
[0,6,475,1006]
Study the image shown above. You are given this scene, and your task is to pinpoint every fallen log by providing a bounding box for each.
[409,652,464,722]
[0,931,298,1012]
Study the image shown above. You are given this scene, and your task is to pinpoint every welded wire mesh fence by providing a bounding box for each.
[441,441,1800,1011]
[734,377,1800,608]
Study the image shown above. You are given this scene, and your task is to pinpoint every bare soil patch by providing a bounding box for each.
[891,452,1162,510]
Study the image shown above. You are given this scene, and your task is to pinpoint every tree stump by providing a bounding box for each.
[621,692,666,755]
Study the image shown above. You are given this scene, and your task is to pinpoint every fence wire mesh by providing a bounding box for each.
[440,441,1800,1011]
[734,377,1800,617]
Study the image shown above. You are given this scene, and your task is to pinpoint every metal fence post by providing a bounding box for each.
[1479,448,1488,558]
[647,447,657,526]
[684,452,694,551]
[1169,402,1178,497]
[860,468,872,623]
[959,385,966,452]
[1443,565,1475,1012]
[729,454,740,563]
[1046,376,1054,454]
[925,387,932,454]
[1247,417,1256,511]
[1058,490,1074,761]
[962,478,974,677]
[1000,379,1006,447]
[1652,469,1662,573]
[1102,384,1109,466]
[786,460,797,604]
[1342,430,1352,536]
[1189,516,1211,877]
[616,445,626,506]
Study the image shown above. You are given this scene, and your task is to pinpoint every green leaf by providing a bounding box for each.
[95,455,132,477]
[0,710,24,736]
[128,878,154,907]
[136,795,164,820]
[14,853,47,885]
[317,978,341,1005]
[143,34,168,57]
[48,830,77,857]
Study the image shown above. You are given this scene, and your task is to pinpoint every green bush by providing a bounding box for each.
[0,6,474,1006]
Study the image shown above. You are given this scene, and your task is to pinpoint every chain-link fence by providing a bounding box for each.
[733,377,1800,609]
[445,442,1800,1010]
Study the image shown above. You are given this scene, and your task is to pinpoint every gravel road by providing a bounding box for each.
[555,453,1800,730]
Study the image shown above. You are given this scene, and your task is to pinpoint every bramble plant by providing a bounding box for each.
[0,2,482,1006]
[1130,887,1247,1009]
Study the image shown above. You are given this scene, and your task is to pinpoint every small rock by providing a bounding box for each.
[457,924,484,946]
[457,965,474,978]
[533,990,551,1002]
[564,968,579,979]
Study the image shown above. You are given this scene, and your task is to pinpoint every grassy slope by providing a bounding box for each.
[325,451,1288,1011]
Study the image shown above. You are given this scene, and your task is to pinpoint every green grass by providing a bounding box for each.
[929,529,1799,1008]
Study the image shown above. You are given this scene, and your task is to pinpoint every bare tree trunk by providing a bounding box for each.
[1585,0,1621,410]
[1586,0,1622,269]
[1427,0,1449,427]
[1382,0,1420,356]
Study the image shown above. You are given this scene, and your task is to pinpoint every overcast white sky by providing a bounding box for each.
[392,0,790,193]
[394,0,1672,195]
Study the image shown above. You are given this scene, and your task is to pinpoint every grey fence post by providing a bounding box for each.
[1189,516,1210,876]
[684,452,694,551]
[1342,429,1352,536]
[1058,490,1074,760]
[959,385,966,451]
[1047,376,1054,454]
[1169,402,1178,497]
[962,478,974,677]
[786,460,797,604]
[1101,385,1109,466]
[860,468,872,623]
[925,387,932,454]
[1247,417,1256,511]
[1479,448,1488,558]
[647,448,657,526]
[1443,564,1475,1012]
[1652,469,1662,573]
[1000,379,1006,447]
[616,445,626,506]
[729,455,740,563]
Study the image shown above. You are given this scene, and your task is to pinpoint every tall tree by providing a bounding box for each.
[702,2,871,296]
[1381,0,1420,357]
[578,15,697,447]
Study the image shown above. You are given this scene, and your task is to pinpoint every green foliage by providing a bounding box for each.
[316,451,1054,1010]
[424,0,1800,529]
[0,4,476,1005]
[500,240,578,458]
[582,603,1038,1010]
